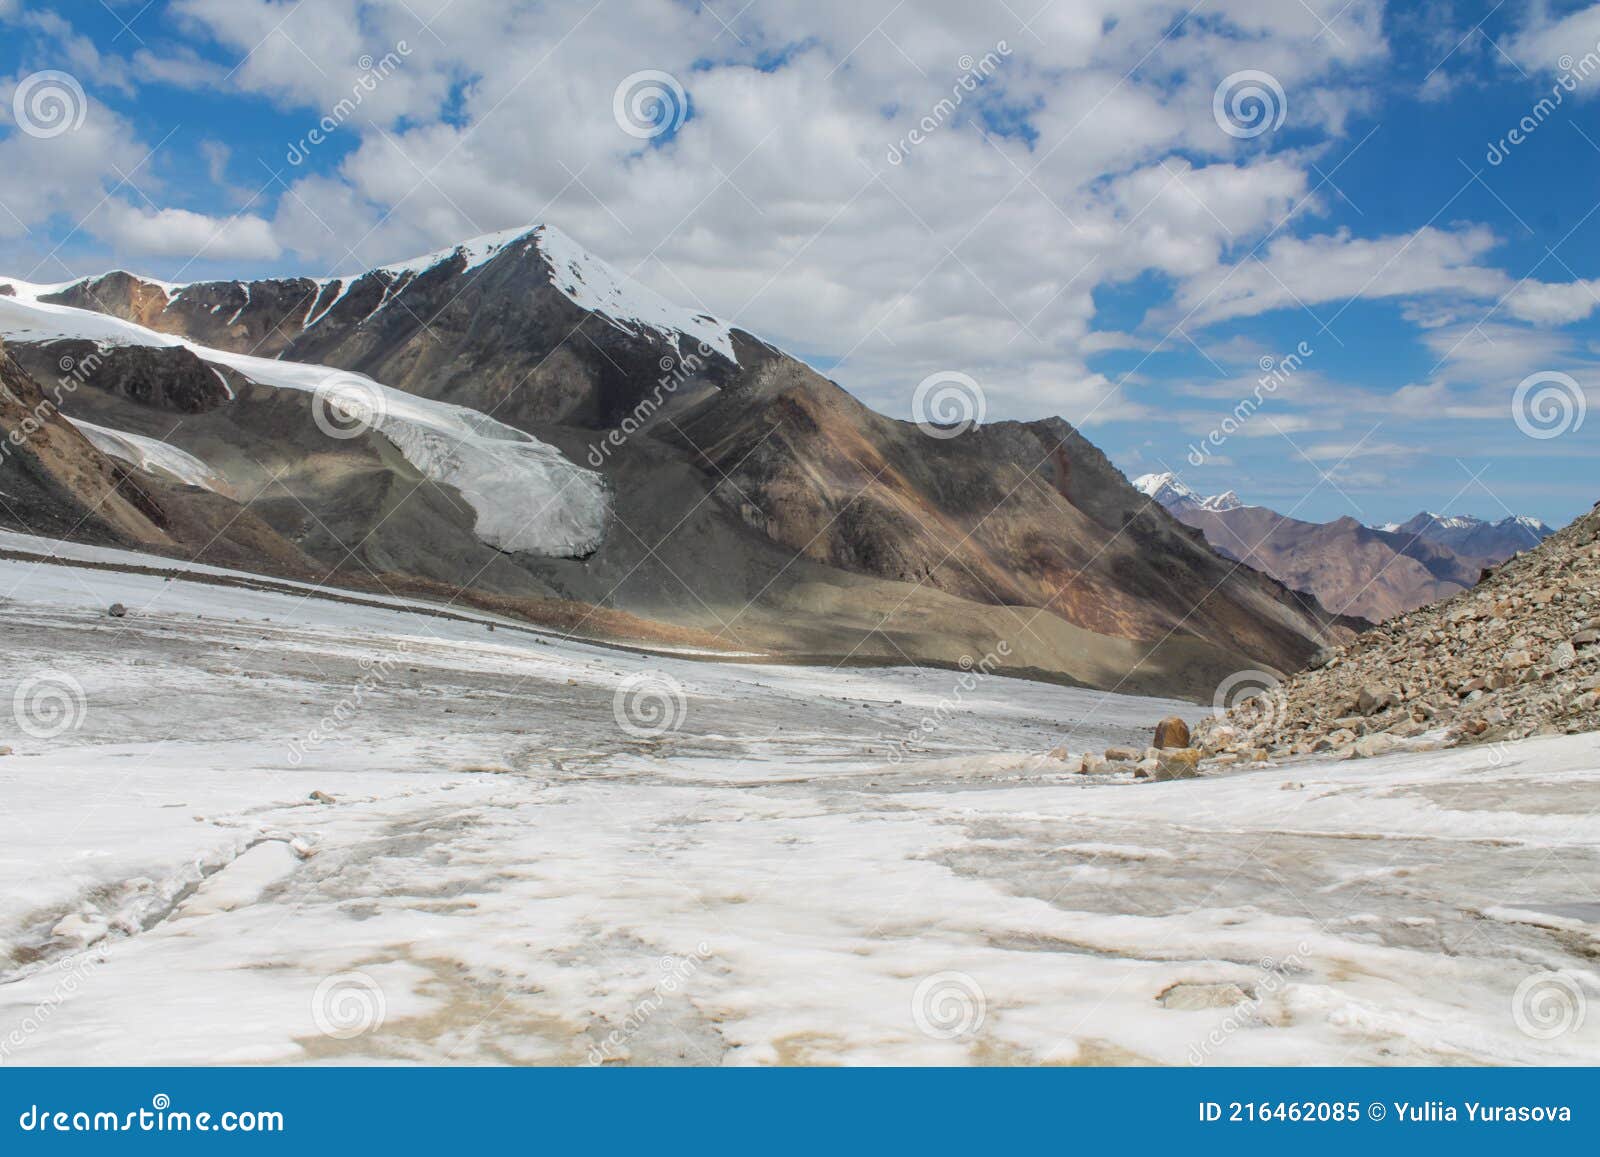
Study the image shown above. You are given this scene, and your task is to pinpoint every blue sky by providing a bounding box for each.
[0,0,1597,529]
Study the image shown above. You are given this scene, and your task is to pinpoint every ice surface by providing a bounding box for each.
[0,540,1595,1066]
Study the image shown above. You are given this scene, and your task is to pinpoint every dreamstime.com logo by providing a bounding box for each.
[285,41,412,165]
[1187,942,1314,1064]
[311,372,389,440]
[613,70,688,139]
[613,671,689,738]
[286,643,408,765]
[1511,370,1586,440]
[911,971,987,1040]
[1212,69,1286,139]
[11,70,87,139]
[586,943,714,1065]
[884,642,1013,763]
[1188,341,1312,466]
[312,971,388,1040]
[1212,668,1286,732]
[11,672,88,739]
[912,371,986,438]
[17,1094,283,1134]
[886,41,1012,165]
[1511,971,1587,1040]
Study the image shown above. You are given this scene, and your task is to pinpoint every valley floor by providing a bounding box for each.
[0,537,1596,1065]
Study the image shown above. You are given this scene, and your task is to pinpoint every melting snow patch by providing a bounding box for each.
[70,417,231,495]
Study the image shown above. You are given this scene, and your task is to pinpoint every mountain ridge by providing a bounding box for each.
[0,224,1359,696]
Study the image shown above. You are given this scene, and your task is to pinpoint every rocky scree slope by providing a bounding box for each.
[1195,502,1600,760]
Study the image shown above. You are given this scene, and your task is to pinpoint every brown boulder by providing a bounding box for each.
[1154,747,1202,780]
[1152,716,1191,749]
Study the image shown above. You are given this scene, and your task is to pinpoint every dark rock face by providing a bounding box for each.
[10,341,233,414]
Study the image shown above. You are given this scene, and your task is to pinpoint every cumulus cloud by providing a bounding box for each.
[92,203,282,262]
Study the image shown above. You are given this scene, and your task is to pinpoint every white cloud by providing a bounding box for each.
[92,204,282,261]
[1503,278,1600,325]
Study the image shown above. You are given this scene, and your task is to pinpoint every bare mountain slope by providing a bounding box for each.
[0,226,1358,694]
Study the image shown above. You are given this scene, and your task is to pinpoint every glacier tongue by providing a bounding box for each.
[0,290,611,559]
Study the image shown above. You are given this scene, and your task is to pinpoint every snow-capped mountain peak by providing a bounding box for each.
[337,223,740,364]
[1132,472,1242,513]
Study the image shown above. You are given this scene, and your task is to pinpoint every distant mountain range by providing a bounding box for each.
[1132,472,1557,621]
[0,227,1360,698]
[1377,511,1555,562]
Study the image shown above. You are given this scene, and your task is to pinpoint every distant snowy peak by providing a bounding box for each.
[1382,509,1558,564]
[1389,510,1555,537]
[1132,471,1243,513]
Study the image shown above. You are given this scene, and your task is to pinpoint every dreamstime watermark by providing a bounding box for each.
[0,950,103,1064]
[1486,44,1600,166]
[1212,70,1286,139]
[11,70,87,139]
[912,371,986,438]
[311,971,387,1040]
[0,349,105,468]
[1187,341,1312,466]
[613,70,688,140]
[586,943,714,1064]
[884,642,1013,763]
[886,41,1012,165]
[612,671,689,739]
[1186,941,1313,1064]
[1511,370,1585,440]
[1511,970,1587,1040]
[911,970,987,1040]
[16,1094,283,1134]
[286,643,408,765]
[11,671,88,740]
[310,372,389,440]
[586,343,715,468]
[1211,668,1287,735]
[285,43,412,165]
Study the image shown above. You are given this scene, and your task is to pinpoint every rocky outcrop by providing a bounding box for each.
[9,341,233,414]
[0,338,172,547]
[1195,503,1600,758]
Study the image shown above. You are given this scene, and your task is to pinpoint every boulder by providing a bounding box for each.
[108,603,128,618]
[1152,716,1191,749]
[1104,746,1140,762]
[1158,982,1253,1010]
[1357,684,1396,715]
[1154,747,1201,780]
[1353,733,1399,759]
